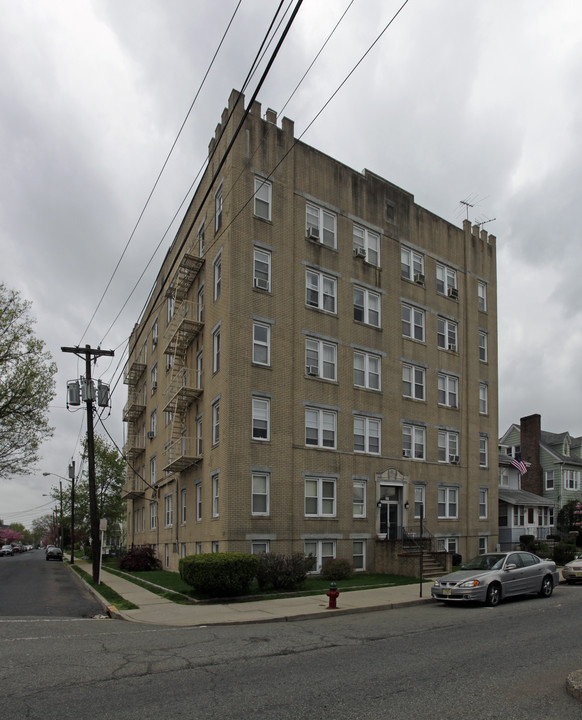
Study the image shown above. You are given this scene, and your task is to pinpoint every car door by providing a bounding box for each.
[519,552,544,593]
[502,552,526,596]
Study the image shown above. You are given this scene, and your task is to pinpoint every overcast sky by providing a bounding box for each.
[2,0,581,528]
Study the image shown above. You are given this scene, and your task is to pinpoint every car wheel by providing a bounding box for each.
[485,583,501,607]
[538,575,553,598]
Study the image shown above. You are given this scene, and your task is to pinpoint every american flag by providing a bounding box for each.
[511,454,528,475]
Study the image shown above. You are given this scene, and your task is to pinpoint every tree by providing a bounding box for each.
[0,283,57,477]
[31,514,55,546]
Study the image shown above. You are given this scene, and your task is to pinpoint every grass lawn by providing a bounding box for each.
[71,564,138,610]
[101,561,419,603]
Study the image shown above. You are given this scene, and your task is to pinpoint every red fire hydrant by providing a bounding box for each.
[326,581,339,610]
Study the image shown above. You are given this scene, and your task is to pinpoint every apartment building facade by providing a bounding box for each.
[123,89,498,573]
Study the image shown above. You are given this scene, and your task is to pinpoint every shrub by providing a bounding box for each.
[120,545,162,571]
[519,534,536,551]
[256,552,316,591]
[179,553,259,597]
[553,542,577,565]
[321,558,354,581]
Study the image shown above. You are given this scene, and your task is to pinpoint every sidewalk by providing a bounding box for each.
[72,561,433,627]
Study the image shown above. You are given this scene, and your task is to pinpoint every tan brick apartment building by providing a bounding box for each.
[123,89,498,573]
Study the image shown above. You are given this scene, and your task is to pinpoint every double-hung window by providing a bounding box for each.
[545,470,554,491]
[252,322,270,365]
[353,480,366,518]
[438,487,458,518]
[479,488,488,518]
[479,436,488,467]
[253,248,271,291]
[478,281,487,311]
[150,501,157,530]
[414,485,425,519]
[479,332,488,362]
[436,264,457,296]
[212,400,220,445]
[354,286,381,327]
[251,473,270,515]
[252,397,270,441]
[306,269,336,313]
[254,177,272,220]
[304,539,335,572]
[306,203,336,248]
[213,254,222,300]
[198,220,205,256]
[164,493,173,527]
[353,350,381,390]
[402,424,425,460]
[479,383,488,414]
[212,326,220,373]
[564,470,580,491]
[438,430,459,463]
[212,473,219,517]
[305,407,337,449]
[150,456,156,488]
[402,303,424,341]
[437,317,458,351]
[167,296,175,323]
[354,415,381,454]
[181,488,187,524]
[215,184,223,231]
[401,247,424,282]
[402,363,425,400]
[353,225,380,266]
[352,540,366,571]
[196,415,203,456]
[196,483,202,521]
[305,477,336,517]
[438,374,458,408]
[150,409,157,437]
[305,337,337,380]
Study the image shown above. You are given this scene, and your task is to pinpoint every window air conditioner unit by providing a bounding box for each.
[353,247,366,258]
[306,365,319,376]
[254,277,269,290]
[414,273,425,285]
[450,455,460,464]
[448,344,456,351]
[402,449,411,458]
[147,431,155,439]
[306,227,320,240]
[448,287,459,299]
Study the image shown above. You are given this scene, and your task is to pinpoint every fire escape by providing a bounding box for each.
[162,251,204,474]
[122,356,147,499]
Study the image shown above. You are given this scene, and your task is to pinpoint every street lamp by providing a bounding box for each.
[43,462,76,563]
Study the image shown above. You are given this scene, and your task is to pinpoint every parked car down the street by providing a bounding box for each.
[45,546,63,561]
[1,544,15,556]
[562,554,582,584]
[431,551,559,607]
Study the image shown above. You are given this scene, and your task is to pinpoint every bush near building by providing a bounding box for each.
[321,558,354,581]
[120,546,162,571]
[179,553,258,597]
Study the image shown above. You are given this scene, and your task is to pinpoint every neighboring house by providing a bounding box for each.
[497,454,556,550]
[500,414,582,512]
[122,90,499,574]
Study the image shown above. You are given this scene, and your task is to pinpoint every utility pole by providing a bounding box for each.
[69,460,76,564]
[62,345,113,583]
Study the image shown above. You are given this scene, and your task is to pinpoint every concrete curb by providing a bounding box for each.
[566,670,582,700]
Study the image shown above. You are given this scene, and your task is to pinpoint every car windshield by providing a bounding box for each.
[463,554,506,571]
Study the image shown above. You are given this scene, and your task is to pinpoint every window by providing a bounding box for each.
[438,431,459,463]
[212,473,219,517]
[164,493,173,527]
[215,183,223,231]
[196,350,203,389]
[478,282,487,311]
[212,327,220,372]
[438,374,458,407]
[401,247,424,281]
[254,177,272,220]
[402,363,425,400]
[306,269,337,313]
[197,286,204,323]
[438,487,458,518]
[304,539,335,572]
[436,264,457,296]
[212,541,219,553]
[252,397,270,441]
[353,225,380,266]
[196,542,202,554]
[212,400,220,445]
[480,436,488,467]
[306,203,337,248]
[252,473,270,515]
[253,322,270,365]
[437,537,458,553]
[545,470,554,491]
[352,540,366,571]
[353,480,366,518]
[479,488,488,518]
[150,456,156,487]
[167,295,175,323]
[165,353,173,372]
[354,286,381,327]
[152,318,158,348]
[181,543,187,559]
[198,220,205,256]
[401,303,424,341]
[253,248,271,291]
[402,424,426,460]
[305,477,336,517]
[437,317,458,351]
[213,254,222,300]
[479,383,488,415]
[196,416,203,455]
[181,487,187,523]
[564,470,580,491]
[305,407,337,449]
[354,351,381,390]
[479,536,488,554]
[150,409,157,437]
[479,332,488,362]
[252,540,270,555]
[151,364,158,394]
[414,485,425,519]
[150,501,157,530]
[513,506,525,526]
[354,415,381,454]
[164,544,169,568]
[305,337,337,380]
[196,483,202,521]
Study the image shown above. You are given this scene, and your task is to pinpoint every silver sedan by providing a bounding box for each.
[431,551,559,607]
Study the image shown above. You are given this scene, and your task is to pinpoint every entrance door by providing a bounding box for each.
[380,502,400,539]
